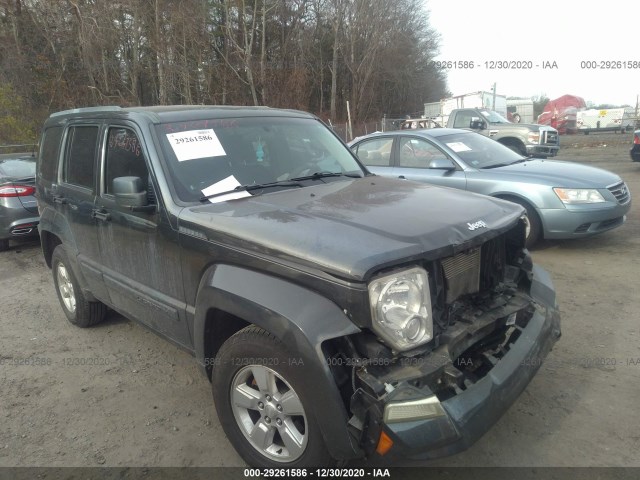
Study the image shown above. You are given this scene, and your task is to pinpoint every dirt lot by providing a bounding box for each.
[1,132,639,468]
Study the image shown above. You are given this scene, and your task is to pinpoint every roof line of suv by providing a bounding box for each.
[48,105,316,124]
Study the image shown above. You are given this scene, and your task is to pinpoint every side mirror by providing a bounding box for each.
[470,118,486,130]
[113,176,152,211]
[428,158,456,170]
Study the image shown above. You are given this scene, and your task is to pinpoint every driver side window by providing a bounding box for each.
[398,137,447,168]
[104,127,149,195]
[453,112,474,129]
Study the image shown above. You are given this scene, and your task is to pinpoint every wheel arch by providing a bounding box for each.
[194,263,363,460]
[40,230,62,268]
[492,193,545,245]
[492,193,543,223]
[38,205,76,268]
[497,136,526,154]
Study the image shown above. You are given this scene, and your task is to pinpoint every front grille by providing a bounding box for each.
[608,182,630,205]
[543,130,559,145]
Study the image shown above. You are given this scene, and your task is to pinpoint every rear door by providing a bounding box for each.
[95,123,190,347]
[56,123,109,302]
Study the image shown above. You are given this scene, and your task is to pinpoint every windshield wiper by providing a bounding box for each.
[482,157,527,169]
[481,162,512,169]
[289,171,362,181]
[199,180,303,202]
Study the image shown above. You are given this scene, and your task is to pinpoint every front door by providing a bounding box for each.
[95,124,190,347]
[392,137,467,190]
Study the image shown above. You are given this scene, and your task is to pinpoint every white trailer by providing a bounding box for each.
[576,108,635,133]
[506,99,534,123]
[442,91,507,117]
[424,101,442,118]
[424,91,507,126]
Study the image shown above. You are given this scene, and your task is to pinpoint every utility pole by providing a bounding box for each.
[492,83,497,110]
[346,101,353,141]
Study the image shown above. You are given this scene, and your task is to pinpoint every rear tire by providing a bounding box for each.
[51,245,107,327]
[212,326,335,468]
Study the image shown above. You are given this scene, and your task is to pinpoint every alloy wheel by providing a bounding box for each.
[230,365,308,463]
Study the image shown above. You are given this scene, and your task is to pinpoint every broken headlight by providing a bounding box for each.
[368,267,432,352]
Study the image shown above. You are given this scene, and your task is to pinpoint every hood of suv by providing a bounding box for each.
[179,176,524,281]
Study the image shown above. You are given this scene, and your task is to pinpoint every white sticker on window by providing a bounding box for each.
[446,142,472,153]
[201,175,251,204]
[166,129,226,161]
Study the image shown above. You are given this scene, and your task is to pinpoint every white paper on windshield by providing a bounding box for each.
[446,142,472,153]
[201,175,251,204]
[166,129,226,161]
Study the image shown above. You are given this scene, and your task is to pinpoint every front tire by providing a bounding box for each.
[212,326,334,467]
[51,245,107,327]
[502,140,527,157]
[505,198,542,248]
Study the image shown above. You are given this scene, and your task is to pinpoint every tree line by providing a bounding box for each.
[0,0,448,144]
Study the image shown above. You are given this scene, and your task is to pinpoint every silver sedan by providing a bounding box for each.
[0,153,39,251]
[349,129,631,247]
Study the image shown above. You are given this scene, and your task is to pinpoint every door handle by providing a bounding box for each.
[92,208,111,222]
[53,195,67,204]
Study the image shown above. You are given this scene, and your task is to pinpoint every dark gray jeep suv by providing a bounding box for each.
[36,106,561,467]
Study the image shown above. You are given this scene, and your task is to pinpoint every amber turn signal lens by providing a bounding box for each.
[375,431,394,456]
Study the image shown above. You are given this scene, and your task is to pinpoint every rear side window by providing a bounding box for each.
[63,126,98,189]
[39,126,63,181]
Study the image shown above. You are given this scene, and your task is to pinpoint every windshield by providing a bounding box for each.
[439,132,525,169]
[479,109,510,124]
[155,116,364,202]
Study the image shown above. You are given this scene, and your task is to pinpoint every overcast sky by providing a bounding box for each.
[427,0,640,106]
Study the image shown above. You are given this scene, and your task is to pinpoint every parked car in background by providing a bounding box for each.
[0,153,39,251]
[631,130,640,162]
[349,129,631,247]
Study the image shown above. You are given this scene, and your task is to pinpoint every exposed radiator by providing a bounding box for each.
[441,247,481,303]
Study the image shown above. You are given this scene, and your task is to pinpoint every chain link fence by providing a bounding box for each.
[329,117,408,142]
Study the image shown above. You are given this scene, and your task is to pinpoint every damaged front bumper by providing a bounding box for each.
[352,265,561,460]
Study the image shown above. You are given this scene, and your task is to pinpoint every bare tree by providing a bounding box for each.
[0,0,448,140]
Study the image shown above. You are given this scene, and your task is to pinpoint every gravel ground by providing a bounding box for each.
[0,132,638,468]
